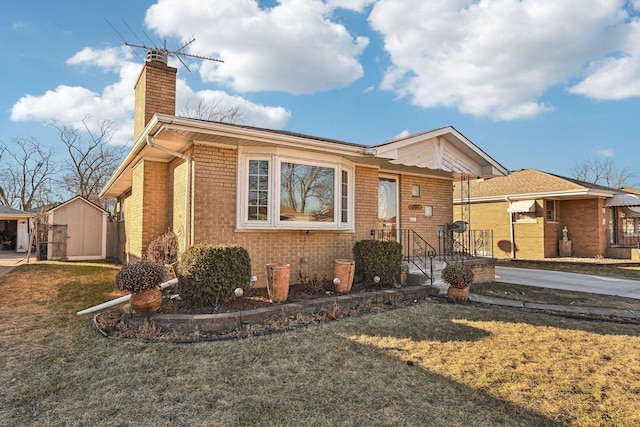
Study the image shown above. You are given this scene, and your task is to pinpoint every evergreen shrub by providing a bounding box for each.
[352,240,402,288]
[177,244,252,308]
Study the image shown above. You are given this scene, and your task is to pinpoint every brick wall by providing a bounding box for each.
[354,165,379,238]
[457,198,610,260]
[399,175,452,244]
[456,201,513,258]
[558,199,608,257]
[124,159,171,261]
[170,157,187,253]
[184,146,456,286]
[127,162,144,259]
[141,161,171,255]
[512,201,545,259]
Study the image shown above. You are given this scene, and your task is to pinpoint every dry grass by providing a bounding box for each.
[2,261,640,426]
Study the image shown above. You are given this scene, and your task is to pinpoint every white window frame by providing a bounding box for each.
[237,149,355,231]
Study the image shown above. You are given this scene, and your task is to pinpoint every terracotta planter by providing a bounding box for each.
[130,287,163,314]
[333,259,355,293]
[267,263,290,302]
[447,285,469,304]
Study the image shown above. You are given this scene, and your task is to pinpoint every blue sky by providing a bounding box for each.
[3,0,640,186]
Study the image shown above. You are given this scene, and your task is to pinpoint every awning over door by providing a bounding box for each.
[606,193,640,207]
[507,200,536,213]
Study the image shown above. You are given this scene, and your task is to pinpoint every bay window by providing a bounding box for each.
[239,153,354,230]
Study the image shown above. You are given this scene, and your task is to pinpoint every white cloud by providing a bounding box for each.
[176,80,291,128]
[144,0,369,94]
[11,42,291,144]
[66,46,133,72]
[597,147,615,157]
[569,20,640,99]
[369,0,638,120]
[394,129,410,139]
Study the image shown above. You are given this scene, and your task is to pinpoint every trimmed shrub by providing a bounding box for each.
[116,260,165,293]
[147,230,178,266]
[353,240,403,288]
[177,244,252,308]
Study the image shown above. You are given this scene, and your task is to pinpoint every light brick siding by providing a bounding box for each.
[170,157,187,253]
[179,146,454,286]
[455,201,512,258]
[354,165,379,239]
[457,197,609,259]
[399,175,452,244]
[124,160,171,261]
[189,146,374,285]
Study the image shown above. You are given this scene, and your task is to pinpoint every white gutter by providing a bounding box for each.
[146,129,192,251]
[76,278,178,315]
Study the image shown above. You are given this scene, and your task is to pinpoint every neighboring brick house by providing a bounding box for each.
[100,52,508,285]
[453,169,640,260]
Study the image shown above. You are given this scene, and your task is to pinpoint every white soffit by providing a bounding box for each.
[606,193,640,207]
[507,200,536,213]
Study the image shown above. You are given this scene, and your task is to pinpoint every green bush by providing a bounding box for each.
[116,260,165,293]
[177,244,252,308]
[352,240,403,288]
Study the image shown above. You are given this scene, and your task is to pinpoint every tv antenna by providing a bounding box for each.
[125,38,224,72]
[105,18,223,72]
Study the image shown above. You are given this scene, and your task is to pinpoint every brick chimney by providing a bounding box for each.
[133,49,177,142]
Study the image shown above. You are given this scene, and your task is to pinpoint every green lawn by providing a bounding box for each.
[2,262,640,426]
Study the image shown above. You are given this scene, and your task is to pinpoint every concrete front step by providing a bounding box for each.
[405,260,446,287]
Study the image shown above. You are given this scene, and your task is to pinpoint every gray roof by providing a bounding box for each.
[0,205,32,216]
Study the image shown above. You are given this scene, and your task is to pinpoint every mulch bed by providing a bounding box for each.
[94,281,434,342]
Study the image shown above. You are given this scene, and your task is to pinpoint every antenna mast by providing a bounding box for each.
[125,38,223,72]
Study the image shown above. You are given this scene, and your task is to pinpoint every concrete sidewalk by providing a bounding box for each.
[0,252,31,279]
[469,293,640,321]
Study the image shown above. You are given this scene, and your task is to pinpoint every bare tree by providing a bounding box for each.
[180,98,244,123]
[51,118,126,207]
[570,158,635,188]
[0,137,57,211]
[281,163,333,216]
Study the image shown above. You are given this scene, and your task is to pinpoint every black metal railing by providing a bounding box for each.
[370,229,437,284]
[438,230,493,261]
[612,231,640,248]
[370,228,493,283]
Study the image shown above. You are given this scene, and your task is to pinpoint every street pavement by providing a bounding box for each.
[495,266,640,300]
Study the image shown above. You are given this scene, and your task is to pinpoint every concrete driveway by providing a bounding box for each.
[0,251,31,279]
[495,266,640,300]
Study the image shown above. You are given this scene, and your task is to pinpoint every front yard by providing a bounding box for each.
[2,262,640,426]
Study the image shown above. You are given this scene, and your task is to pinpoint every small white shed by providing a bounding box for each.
[47,196,108,261]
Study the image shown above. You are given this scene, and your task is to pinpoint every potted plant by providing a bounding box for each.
[116,261,165,314]
[441,262,474,303]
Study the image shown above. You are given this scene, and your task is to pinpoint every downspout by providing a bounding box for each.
[146,131,192,252]
[506,197,515,259]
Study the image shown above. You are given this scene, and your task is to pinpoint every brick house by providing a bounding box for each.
[100,51,508,285]
[453,168,640,260]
